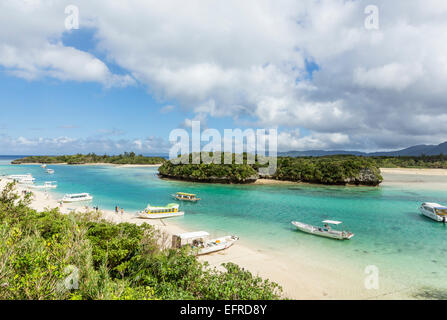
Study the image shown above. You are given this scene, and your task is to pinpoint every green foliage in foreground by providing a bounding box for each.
[12,152,166,165]
[0,182,281,300]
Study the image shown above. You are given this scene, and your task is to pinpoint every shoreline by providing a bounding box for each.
[12,162,447,176]
[11,162,162,168]
[0,177,413,300]
[380,167,447,176]
[380,167,447,190]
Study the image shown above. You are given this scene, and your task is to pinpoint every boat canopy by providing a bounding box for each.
[176,192,196,196]
[423,202,447,210]
[322,220,342,225]
[147,203,179,209]
[66,193,89,197]
[175,231,210,239]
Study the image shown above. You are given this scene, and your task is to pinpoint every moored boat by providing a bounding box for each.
[172,192,201,202]
[172,231,239,255]
[292,220,354,240]
[8,174,35,184]
[41,164,47,168]
[137,203,184,219]
[30,181,57,189]
[62,193,93,203]
[420,202,447,222]
[46,168,55,174]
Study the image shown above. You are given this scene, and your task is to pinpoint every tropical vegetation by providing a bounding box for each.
[12,153,166,165]
[0,182,281,300]
[273,156,382,185]
[158,153,260,183]
[158,153,383,186]
[372,155,447,169]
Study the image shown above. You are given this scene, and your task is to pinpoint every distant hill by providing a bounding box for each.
[280,141,447,157]
[279,150,368,157]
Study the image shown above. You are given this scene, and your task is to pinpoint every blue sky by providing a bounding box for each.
[0,28,244,154]
[1,1,446,155]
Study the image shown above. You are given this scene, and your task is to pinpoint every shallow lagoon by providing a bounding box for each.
[1,159,447,297]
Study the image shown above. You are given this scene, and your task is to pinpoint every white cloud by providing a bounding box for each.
[181,113,208,129]
[2,0,447,151]
[353,63,424,91]
[0,1,134,86]
[278,129,350,151]
[0,134,170,155]
[160,105,175,113]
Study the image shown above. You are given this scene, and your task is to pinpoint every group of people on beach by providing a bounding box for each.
[115,206,124,214]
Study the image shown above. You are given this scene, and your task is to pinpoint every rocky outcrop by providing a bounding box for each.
[344,168,383,186]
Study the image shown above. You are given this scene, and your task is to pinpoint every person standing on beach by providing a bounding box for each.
[121,208,124,215]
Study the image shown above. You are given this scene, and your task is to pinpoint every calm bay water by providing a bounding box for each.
[1,156,447,297]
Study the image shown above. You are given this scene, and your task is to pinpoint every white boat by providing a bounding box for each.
[137,203,184,219]
[30,181,57,189]
[62,193,93,203]
[420,202,447,222]
[8,174,35,184]
[172,192,201,202]
[172,231,239,255]
[46,169,55,174]
[292,220,354,240]
[41,164,47,168]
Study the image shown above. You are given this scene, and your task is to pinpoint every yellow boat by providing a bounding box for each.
[137,203,184,219]
[172,192,201,202]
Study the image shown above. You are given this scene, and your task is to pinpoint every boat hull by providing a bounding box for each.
[197,236,239,255]
[62,197,93,203]
[420,208,447,222]
[172,195,200,202]
[292,221,354,240]
[137,211,184,219]
[31,185,57,189]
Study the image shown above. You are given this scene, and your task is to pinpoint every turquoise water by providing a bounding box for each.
[1,159,447,297]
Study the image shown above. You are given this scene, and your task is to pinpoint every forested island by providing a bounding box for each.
[11,152,166,165]
[13,152,447,186]
[158,153,383,186]
[0,183,281,299]
[373,154,447,169]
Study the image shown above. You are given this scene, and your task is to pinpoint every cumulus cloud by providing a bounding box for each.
[160,105,176,113]
[0,1,134,86]
[0,134,170,155]
[278,129,350,151]
[2,0,447,151]
[96,128,126,136]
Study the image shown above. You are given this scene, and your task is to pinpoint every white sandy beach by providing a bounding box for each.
[381,168,447,176]
[0,175,416,300]
[380,168,447,190]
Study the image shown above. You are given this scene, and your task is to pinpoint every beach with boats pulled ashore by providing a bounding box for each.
[4,155,447,299]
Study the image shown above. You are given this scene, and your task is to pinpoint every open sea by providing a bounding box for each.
[1,156,447,298]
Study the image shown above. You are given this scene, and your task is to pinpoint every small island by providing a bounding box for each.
[158,153,383,186]
[11,152,166,165]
